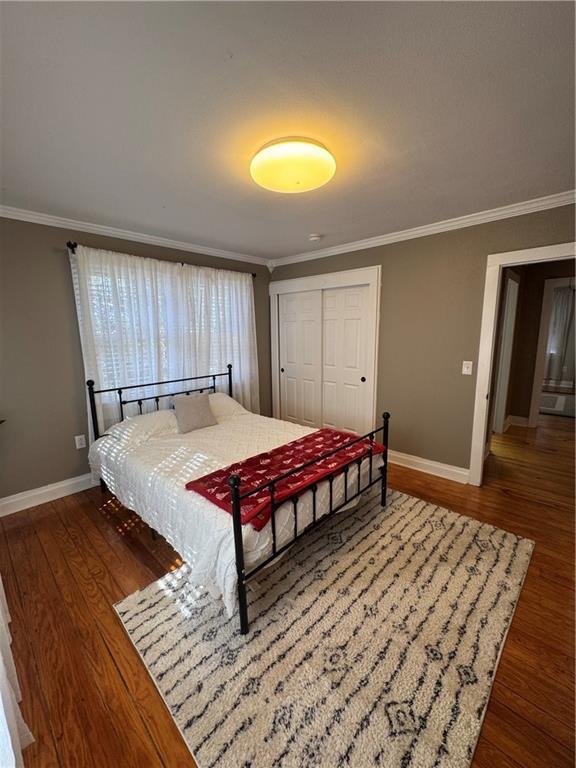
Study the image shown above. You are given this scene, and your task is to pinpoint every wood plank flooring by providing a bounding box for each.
[3,414,573,767]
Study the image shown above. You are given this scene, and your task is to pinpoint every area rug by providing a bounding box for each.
[114,489,533,768]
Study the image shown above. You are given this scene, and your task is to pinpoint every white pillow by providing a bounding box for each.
[106,409,177,444]
[208,392,248,422]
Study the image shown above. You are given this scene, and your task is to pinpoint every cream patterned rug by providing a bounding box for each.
[114,489,533,768]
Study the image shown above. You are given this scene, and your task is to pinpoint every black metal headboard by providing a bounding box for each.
[86,364,233,439]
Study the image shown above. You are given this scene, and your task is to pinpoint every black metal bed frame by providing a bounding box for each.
[86,364,233,440]
[87,364,390,634]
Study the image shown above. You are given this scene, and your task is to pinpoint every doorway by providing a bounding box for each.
[485,259,575,478]
[469,242,575,486]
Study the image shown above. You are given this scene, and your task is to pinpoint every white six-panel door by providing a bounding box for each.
[278,290,322,427]
[322,285,372,434]
[277,282,375,433]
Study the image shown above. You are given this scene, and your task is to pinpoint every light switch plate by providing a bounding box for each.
[75,434,86,449]
[462,361,473,376]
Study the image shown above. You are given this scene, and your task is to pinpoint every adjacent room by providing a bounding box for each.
[487,258,575,500]
[0,3,574,768]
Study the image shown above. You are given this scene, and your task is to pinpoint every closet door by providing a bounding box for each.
[322,285,373,434]
[278,291,322,427]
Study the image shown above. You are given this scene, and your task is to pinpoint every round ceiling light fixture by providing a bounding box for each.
[250,138,336,193]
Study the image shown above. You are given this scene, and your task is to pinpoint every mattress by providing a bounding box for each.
[89,398,382,616]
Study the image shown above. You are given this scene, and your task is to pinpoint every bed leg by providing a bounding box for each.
[381,412,390,507]
[99,477,108,493]
[380,464,388,507]
[229,473,249,635]
[237,579,249,635]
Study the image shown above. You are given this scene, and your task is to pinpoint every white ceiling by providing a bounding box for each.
[1,2,573,260]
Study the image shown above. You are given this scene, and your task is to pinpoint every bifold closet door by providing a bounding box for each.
[278,290,322,427]
[322,285,373,434]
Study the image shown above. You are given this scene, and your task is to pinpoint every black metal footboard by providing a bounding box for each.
[228,412,391,634]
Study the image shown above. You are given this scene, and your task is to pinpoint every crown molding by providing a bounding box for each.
[2,190,573,271]
[271,190,576,268]
[0,205,269,267]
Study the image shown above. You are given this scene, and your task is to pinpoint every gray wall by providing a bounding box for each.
[271,205,575,469]
[506,258,575,418]
[0,218,272,497]
[1,205,573,497]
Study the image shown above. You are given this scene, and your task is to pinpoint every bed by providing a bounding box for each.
[87,367,389,633]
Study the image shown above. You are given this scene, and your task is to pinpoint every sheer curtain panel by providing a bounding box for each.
[70,246,259,433]
[0,578,33,767]
[545,286,575,387]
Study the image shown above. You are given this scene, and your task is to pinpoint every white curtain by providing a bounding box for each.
[70,246,259,433]
[544,286,575,387]
[0,579,33,767]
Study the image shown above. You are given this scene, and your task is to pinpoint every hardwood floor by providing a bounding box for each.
[3,414,573,767]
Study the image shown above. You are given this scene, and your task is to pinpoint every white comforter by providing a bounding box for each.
[89,404,381,616]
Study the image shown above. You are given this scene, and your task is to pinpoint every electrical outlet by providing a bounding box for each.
[462,361,473,376]
[75,434,86,449]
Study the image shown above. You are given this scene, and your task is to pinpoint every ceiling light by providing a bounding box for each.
[250,138,336,193]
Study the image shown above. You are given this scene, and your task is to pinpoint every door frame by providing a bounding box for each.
[491,275,519,434]
[269,266,381,428]
[528,276,575,426]
[469,241,575,486]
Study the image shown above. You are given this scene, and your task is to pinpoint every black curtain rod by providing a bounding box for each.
[66,241,256,278]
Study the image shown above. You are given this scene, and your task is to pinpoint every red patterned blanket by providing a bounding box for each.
[185,428,385,531]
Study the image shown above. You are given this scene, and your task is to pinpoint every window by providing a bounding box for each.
[70,245,259,432]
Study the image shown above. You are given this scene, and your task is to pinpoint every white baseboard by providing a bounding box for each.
[0,451,469,518]
[503,415,529,432]
[0,473,97,518]
[388,450,469,484]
